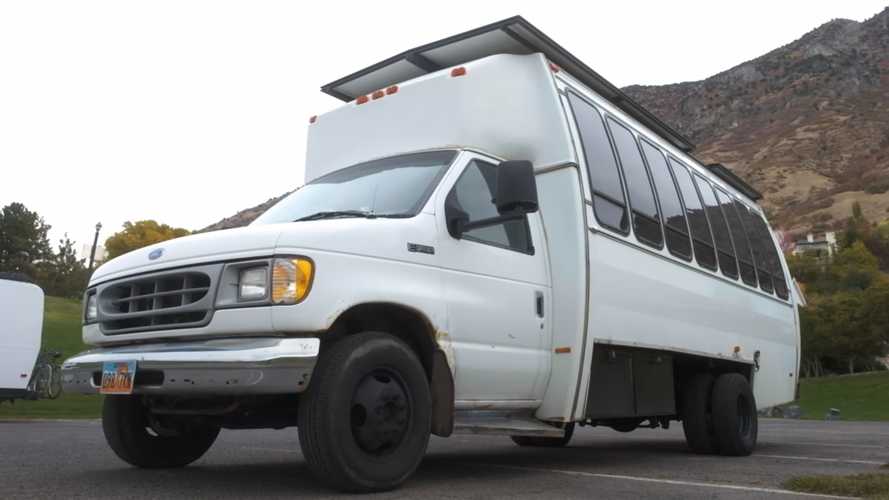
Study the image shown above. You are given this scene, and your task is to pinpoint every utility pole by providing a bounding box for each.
[88,222,102,272]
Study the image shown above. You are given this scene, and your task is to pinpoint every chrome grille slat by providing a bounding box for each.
[110,287,211,304]
[97,267,219,335]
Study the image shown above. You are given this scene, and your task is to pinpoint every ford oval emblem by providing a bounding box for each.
[148,248,164,260]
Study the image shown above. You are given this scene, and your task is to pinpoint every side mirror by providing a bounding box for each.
[444,194,469,238]
[495,160,539,215]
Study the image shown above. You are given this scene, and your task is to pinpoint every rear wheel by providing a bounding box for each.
[681,373,717,454]
[102,395,220,468]
[511,423,574,447]
[711,373,758,456]
[297,332,431,492]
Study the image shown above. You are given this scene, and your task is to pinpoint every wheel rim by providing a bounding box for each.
[737,394,753,437]
[350,369,411,455]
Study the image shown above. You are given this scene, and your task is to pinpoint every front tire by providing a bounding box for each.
[102,396,220,468]
[711,373,758,456]
[511,423,574,447]
[297,332,431,493]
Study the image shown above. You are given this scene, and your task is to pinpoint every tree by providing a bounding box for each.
[0,202,53,277]
[842,201,871,248]
[829,241,880,292]
[104,220,191,259]
[35,235,90,298]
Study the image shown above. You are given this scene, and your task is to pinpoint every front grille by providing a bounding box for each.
[99,269,217,334]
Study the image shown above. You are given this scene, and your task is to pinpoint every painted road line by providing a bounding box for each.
[478,463,855,499]
[759,454,885,465]
[779,440,888,450]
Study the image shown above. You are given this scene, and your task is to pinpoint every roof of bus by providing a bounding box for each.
[320,16,695,154]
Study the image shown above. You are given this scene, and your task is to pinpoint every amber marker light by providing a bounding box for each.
[271,257,314,304]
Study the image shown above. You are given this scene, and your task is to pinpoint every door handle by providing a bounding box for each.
[535,291,544,318]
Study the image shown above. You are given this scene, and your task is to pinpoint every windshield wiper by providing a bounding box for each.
[294,210,376,222]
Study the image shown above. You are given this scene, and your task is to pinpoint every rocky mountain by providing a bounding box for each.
[207,8,889,235]
[624,7,889,234]
[201,193,289,232]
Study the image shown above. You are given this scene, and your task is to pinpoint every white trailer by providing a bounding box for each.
[0,274,45,400]
[63,17,799,492]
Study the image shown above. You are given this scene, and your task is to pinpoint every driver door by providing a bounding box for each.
[435,152,551,403]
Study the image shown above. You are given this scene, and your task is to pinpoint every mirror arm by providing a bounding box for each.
[459,212,525,233]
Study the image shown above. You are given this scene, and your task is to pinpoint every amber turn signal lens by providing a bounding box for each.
[271,258,314,304]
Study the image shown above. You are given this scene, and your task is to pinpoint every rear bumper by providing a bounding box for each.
[61,337,319,396]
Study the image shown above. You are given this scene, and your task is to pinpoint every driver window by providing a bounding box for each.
[447,159,533,254]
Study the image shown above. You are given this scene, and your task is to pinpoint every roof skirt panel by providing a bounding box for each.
[321,16,696,153]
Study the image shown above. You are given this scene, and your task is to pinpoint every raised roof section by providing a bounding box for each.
[321,16,695,153]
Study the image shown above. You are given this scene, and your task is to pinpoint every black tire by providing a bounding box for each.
[511,423,574,447]
[102,396,220,468]
[681,373,718,454]
[711,373,758,456]
[297,332,431,493]
[47,365,62,399]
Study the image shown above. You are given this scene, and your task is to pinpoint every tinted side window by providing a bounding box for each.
[717,189,758,287]
[448,159,533,253]
[606,119,663,248]
[670,159,717,270]
[738,203,774,294]
[567,93,629,233]
[640,140,692,259]
[749,211,789,299]
[695,176,738,279]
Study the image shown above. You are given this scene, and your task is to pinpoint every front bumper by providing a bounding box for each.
[61,337,319,396]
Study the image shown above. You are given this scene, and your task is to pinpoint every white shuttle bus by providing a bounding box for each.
[63,17,799,492]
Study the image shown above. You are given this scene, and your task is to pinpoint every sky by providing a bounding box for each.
[1,0,887,254]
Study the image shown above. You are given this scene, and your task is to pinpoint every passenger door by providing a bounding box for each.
[436,152,550,403]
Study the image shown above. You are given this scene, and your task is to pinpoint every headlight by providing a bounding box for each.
[271,257,314,304]
[238,266,268,301]
[84,291,97,323]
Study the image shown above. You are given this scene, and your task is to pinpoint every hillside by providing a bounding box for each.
[624,8,889,234]
[205,8,889,235]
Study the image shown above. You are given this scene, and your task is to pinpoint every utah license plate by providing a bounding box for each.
[100,361,137,395]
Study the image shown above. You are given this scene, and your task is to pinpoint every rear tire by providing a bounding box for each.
[681,373,718,454]
[297,332,431,493]
[511,423,574,447]
[711,373,758,456]
[102,396,220,468]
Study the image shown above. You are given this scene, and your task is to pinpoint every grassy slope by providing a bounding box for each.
[0,296,101,419]
[3,297,888,421]
[796,371,889,421]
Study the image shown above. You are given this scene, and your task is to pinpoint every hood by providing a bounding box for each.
[90,215,437,285]
[90,225,284,285]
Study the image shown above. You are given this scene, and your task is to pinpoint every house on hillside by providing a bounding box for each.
[791,231,838,258]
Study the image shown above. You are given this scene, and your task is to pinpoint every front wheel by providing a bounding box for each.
[297,332,431,493]
[102,396,220,468]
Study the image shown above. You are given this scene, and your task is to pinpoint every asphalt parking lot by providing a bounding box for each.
[1,418,887,499]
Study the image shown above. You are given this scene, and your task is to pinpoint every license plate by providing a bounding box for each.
[100,361,137,395]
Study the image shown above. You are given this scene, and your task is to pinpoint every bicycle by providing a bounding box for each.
[27,350,63,400]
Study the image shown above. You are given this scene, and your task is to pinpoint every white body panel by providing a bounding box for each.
[0,280,44,390]
[305,54,574,182]
[433,151,551,404]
